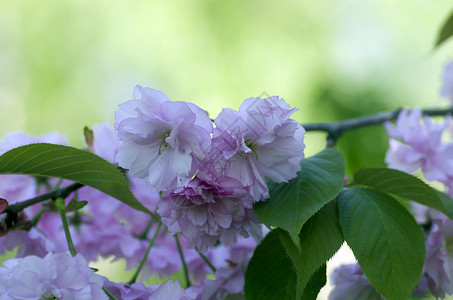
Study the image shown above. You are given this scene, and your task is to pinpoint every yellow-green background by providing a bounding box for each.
[0,0,452,296]
[1,1,452,161]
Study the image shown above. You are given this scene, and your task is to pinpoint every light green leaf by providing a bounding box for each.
[244,230,297,300]
[280,201,343,299]
[0,143,149,213]
[65,198,88,212]
[254,148,344,248]
[338,187,425,300]
[354,167,449,217]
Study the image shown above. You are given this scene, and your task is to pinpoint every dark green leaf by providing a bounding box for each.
[338,187,425,300]
[279,201,343,298]
[354,167,448,216]
[244,230,297,300]
[300,264,327,300]
[254,148,344,247]
[435,9,453,48]
[0,143,149,213]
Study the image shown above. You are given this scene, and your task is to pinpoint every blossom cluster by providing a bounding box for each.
[115,86,305,250]
[383,108,453,297]
[0,127,261,299]
[330,102,453,298]
[0,86,304,299]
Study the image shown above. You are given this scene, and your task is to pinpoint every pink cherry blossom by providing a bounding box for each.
[115,86,213,191]
[329,264,383,300]
[212,96,305,201]
[0,252,107,299]
[385,108,453,182]
[158,172,261,251]
[424,212,453,298]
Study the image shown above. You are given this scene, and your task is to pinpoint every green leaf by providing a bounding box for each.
[435,9,453,48]
[254,148,344,247]
[300,264,327,300]
[436,190,453,218]
[279,201,343,299]
[354,167,448,216]
[244,230,297,300]
[338,187,425,300]
[0,143,149,213]
[65,198,88,212]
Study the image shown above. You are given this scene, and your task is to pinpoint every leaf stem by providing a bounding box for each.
[55,197,77,257]
[128,222,162,284]
[136,218,154,240]
[195,247,216,273]
[103,287,119,300]
[174,234,191,287]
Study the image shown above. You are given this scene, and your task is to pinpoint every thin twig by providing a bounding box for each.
[128,222,162,284]
[196,247,216,273]
[4,182,83,215]
[103,287,119,300]
[301,106,453,145]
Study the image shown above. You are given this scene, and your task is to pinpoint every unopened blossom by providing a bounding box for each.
[158,172,261,251]
[0,252,107,299]
[385,108,453,182]
[440,61,453,103]
[115,86,213,191]
[212,96,305,201]
[329,264,383,300]
[424,212,453,298]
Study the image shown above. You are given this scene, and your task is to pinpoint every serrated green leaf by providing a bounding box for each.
[279,201,343,299]
[435,9,453,48]
[254,148,344,248]
[354,167,448,216]
[0,143,149,213]
[300,264,326,300]
[436,190,453,218]
[244,230,297,300]
[338,187,425,300]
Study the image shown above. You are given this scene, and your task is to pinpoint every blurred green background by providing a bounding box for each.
[1,0,453,296]
[1,0,452,173]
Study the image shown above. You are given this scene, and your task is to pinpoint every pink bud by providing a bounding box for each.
[343,175,349,186]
